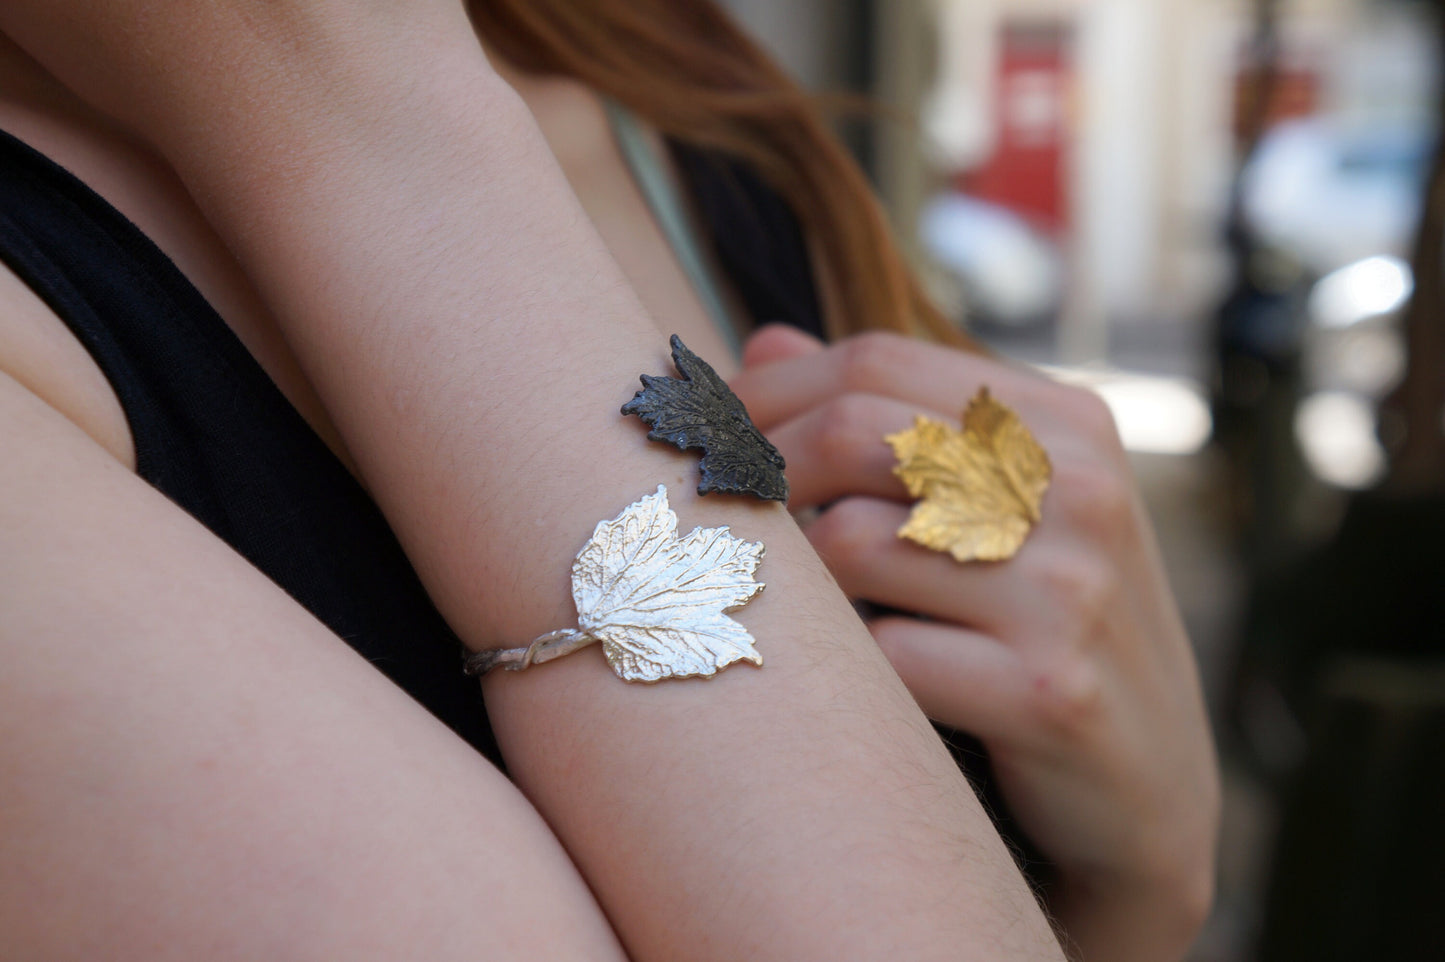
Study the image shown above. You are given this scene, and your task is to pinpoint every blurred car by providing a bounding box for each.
[1242,118,1429,490]
[919,192,1063,329]
[1242,117,1429,275]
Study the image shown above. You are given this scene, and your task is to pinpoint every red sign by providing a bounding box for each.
[957,22,1074,234]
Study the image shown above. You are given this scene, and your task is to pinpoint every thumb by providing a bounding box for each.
[741,323,826,369]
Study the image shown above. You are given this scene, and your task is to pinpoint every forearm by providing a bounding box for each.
[0,6,1063,958]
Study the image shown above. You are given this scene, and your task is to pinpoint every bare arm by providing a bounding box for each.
[0,370,627,961]
[0,4,1065,959]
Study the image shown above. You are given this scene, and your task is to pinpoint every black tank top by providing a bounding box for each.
[0,128,822,763]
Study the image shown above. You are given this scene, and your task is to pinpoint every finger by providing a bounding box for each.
[740,323,826,369]
[767,392,924,509]
[806,497,1067,637]
[731,330,1061,431]
[869,617,1031,741]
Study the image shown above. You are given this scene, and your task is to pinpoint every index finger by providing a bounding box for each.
[731,331,1063,431]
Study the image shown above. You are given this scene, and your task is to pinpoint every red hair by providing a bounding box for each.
[467,0,967,345]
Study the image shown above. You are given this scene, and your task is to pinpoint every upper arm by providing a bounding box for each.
[0,369,625,961]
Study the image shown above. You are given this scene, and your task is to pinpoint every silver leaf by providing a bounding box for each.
[464,485,766,682]
[576,485,765,682]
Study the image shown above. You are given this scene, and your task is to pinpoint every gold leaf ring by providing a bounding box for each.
[884,387,1052,562]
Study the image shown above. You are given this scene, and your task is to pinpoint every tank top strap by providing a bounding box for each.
[603,98,744,359]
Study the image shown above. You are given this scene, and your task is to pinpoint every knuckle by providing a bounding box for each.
[1031,550,1114,625]
[1052,459,1136,538]
[1060,386,1125,452]
[1026,654,1105,733]
[807,499,886,572]
[839,331,909,394]
[813,394,878,472]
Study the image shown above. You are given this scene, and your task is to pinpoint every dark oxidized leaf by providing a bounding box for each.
[622,335,788,502]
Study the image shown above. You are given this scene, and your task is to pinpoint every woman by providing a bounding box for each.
[0,1,1215,959]
[474,4,1219,956]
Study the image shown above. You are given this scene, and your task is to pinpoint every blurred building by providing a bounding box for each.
[719,4,1445,960]
[727,0,1438,364]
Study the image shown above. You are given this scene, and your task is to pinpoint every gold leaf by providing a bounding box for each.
[884,388,1052,562]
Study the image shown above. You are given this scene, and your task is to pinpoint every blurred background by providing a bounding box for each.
[719,0,1444,958]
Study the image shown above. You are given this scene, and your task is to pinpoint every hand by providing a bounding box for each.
[733,326,1221,962]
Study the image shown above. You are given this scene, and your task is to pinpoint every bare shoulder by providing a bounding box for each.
[0,370,625,961]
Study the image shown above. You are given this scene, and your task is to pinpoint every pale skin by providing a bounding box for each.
[0,3,1060,962]
[732,327,1222,961]
[0,2,1215,959]
[495,45,1221,962]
